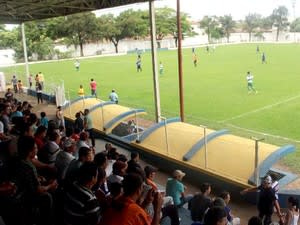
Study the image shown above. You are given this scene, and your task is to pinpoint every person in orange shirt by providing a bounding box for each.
[100,173,163,225]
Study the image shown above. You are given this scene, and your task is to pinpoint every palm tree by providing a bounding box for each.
[271,6,289,41]
[219,15,235,43]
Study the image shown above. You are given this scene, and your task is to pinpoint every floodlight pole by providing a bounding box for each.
[251,137,264,186]
[21,23,30,87]
[177,0,184,122]
[149,0,161,123]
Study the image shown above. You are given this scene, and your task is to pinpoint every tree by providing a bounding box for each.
[0,27,18,49]
[243,13,261,41]
[271,6,289,41]
[219,15,235,43]
[98,10,147,53]
[200,16,219,43]
[290,18,300,32]
[50,12,99,57]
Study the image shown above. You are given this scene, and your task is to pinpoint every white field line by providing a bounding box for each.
[224,123,300,143]
[219,94,300,123]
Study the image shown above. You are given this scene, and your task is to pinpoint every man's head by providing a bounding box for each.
[144,165,158,180]
[94,152,108,169]
[131,152,139,162]
[18,136,37,160]
[84,109,89,115]
[172,169,185,181]
[219,191,230,205]
[63,138,76,153]
[122,173,144,198]
[78,162,98,188]
[200,182,211,195]
[78,146,93,162]
[204,207,227,225]
[262,175,272,188]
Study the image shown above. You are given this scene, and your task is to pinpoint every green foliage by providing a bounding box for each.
[271,6,289,41]
[200,16,220,43]
[290,17,300,32]
[243,13,261,41]
[0,29,18,49]
[219,15,236,42]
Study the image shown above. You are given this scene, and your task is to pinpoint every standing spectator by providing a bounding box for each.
[284,197,299,225]
[166,169,193,208]
[34,125,47,152]
[39,132,62,164]
[248,216,262,225]
[11,75,18,93]
[17,80,23,94]
[28,74,33,89]
[55,106,64,128]
[241,175,283,225]
[83,109,95,147]
[38,72,44,89]
[90,78,97,98]
[108,89,118,104]
[64,162,101,225]
[36,82,43,104]
[74,112,84,131]
[189,182,213,223]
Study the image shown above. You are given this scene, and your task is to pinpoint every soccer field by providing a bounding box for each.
[3,43,300,170]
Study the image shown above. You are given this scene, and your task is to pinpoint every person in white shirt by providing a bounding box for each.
[246,71,257,94]
[109,89,119,104]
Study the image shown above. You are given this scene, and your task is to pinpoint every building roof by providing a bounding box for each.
[0,0,149,24]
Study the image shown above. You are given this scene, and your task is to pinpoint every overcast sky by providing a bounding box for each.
[95,0,300,21]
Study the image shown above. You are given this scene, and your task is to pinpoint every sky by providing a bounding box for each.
[95,0,300,21]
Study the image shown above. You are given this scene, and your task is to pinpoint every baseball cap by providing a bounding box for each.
[64,138,75,148]
[173,169,186,178]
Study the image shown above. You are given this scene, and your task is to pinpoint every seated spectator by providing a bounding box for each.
[55,138,76,183]
[220,191,240,225]
[10,105,23,119]
[11,136,58,225]
[28,113,38,134]
[144,165,179,225]
[64,146,94,186]
[4,88,13,101]
[204,206,228,225]
[117,153,128,163]
[71,128,81,141]
[0,104,12,133]
[248,216,262,225]
[100,173,163,225]
[189,182,213,223]
[127,151,142,174]
[107,161,127,185]
[284,196,299,225]
[34,125,47,152]
[64,162,101,225]
[38,131,62,164]
[76,131,90,158]
[166,169,193,208]
[40,112,49,128]
[94,152,109,195]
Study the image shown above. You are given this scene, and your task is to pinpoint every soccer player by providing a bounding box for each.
[256,45,260,53]
[136,55,142,72]
[246,71,257,94]
[90,79,97,98]
[262,52,266,64]
[74,59,80,71]
[159,61,164,75]
[193,54,198,67]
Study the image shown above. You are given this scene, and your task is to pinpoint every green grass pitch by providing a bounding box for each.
[3,43,300,171]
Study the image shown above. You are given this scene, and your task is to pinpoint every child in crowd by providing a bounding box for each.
[40,111,49,128]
